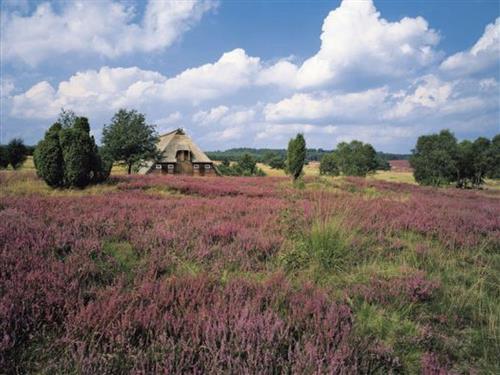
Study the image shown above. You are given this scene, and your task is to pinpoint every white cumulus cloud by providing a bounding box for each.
[264,87,389,122]
[1,0,217,66]
[441,18,500,75]
[258,0,440,90]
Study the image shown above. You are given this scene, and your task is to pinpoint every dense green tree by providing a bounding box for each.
[412,130,498,188]
[410,130,459,187]
[287,134,306,181]
[33,123,65,187]
[333,140,378,177]
[456,140,475,188]
[487,134,500,179]
[319,153,339,176]
[6,138,28,169]
[470,137,492,187]
[34,110,110,188]
[457,136,497,187]
[0,145,9,169]
[101,109,159,174]
[59,118,94,187]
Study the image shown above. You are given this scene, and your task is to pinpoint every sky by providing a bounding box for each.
[1,0,499,152]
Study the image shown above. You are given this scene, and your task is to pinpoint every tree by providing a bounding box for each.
[471,137,493,187]
[456,140,475,188]
[6,138,28,169]
[33,123,65,187]
[410,130,458,187]
[456,136,496,188]
[237,153,257,175]
[60,117,98,187]
[333,140,378,177]
[287,134,306,181]
[34,110,110,188]
[319,153,339,176]
[0,145,9,169]
[487,134,500,179]
[102,109,159,174]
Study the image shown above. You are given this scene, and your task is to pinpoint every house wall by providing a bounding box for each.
[149,162,215,176]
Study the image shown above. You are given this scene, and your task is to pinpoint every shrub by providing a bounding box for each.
[33,123,65,187]
[268,156,286,169]
[34,111,110,188]
[6,138,28,169]
[218,154,266,176]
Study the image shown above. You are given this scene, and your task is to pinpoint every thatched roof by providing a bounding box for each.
[156,129,212,163]
[138,129,212,174]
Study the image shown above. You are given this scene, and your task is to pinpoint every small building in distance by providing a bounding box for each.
[138,129,217,176]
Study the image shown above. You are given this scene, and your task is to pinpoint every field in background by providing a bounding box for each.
[15,157,500,191]
[1,168,499,373]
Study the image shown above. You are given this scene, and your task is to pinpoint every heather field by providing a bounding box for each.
[1,170,499,374]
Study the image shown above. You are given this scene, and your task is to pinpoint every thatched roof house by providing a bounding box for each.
[138,129,216,175]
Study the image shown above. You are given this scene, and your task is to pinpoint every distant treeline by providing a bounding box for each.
[206,148,410,162]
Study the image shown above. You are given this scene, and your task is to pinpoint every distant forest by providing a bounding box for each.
[206,148,410,162]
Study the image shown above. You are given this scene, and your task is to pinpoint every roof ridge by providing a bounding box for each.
[159,128,184,137]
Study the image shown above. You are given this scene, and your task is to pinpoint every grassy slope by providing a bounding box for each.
[2,159,499,373]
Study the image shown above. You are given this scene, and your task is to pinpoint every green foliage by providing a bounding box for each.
[328,140,378,177]
[319,153,339,176]
[6,138,28,169]
[207,148,410,163]
[238,153,257,174]
[411,130,498,187]
[286,133,306,181]
[410,130,458,187]
[281,220,351,273]
[217,153,266,176]
[101,109,159,174]
[376,155,391,171]
[102,241,139,280]
[262,151,286,169]
[0,145,9,169]
[33,123,65,187]
[59,118,95,187]
[487,134,500,178]
[34,110,110,188]
[269,156,286,169]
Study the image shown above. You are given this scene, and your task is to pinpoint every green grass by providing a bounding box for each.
[276,209,500,373]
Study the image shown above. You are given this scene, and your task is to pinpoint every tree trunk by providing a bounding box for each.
[128,163,132,174]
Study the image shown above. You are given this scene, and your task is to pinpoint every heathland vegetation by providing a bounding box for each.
[0,110,499,373]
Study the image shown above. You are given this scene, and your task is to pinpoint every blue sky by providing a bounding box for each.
[1,0,499,152]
